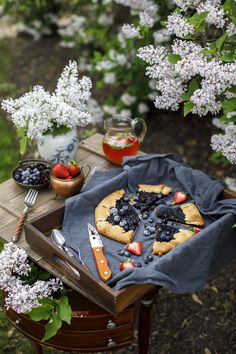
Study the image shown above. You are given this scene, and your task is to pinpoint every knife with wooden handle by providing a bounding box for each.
[87,223,112,282]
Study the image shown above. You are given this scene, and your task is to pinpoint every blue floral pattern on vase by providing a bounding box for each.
[37,128,79,164]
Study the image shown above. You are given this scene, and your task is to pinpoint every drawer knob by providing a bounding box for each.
[14,319,21,327]
[107,320,116,329]
[107,339,117,348]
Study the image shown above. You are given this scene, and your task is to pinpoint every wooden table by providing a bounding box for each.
[0,133,157,354]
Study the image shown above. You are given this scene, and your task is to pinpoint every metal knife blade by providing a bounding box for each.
[156,219,202,233]
[87,223,112,282]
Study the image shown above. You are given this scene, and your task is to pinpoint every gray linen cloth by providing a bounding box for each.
[63,154,236,293]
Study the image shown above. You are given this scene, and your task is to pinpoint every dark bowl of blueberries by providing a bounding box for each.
[12,159,52,189]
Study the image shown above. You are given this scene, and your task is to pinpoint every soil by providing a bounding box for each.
[0,35,236,354]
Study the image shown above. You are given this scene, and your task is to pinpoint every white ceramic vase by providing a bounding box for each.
[37,128,78,164]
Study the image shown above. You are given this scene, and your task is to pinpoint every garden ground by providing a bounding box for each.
[0,35,236,354]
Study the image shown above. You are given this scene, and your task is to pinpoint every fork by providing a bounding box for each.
[12,189,38,243]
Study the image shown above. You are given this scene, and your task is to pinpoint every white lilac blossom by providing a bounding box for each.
[139,11,154,28]
[57,15,88,43]
[0,243,62,313]
[121,93,136,106]
[211,125,236,164]
[120,109,132,117]
[103,104,119,116]
[138,39,236,114]
[226,22,236,36]
[104,72,116,84]
[87,98,104,124]
[138,102,149,113]
[5,278,63,314]
[197,0,226,28]
[122,24,140,39]
[98,13,114,26]
[173,0,201,11]
[95,60,116,71]
[167,13,194,38]
[1,61,92,139]
[114,0,159,19]
[153,29,171,44]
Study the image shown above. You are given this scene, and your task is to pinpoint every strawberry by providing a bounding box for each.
[194,227,202,233]
[67,160,81,178]
[119,259,135,271]
[127,241,142,256]
[66,175,73,180]
[174,191,187,204]
[52,163,70,179]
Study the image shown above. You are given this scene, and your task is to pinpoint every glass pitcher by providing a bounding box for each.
[102,117,147,165]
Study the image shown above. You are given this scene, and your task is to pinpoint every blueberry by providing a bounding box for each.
[166,201,171,206]
[124,197,130,202]
[110,208,118,214]
[142,213,148,220]
[36,171,40,176]
[135,262,142,267]
[123,205,129,211]
[119,208,126,215]
[23,180,28,184]
[165,236,171,241]
[147,255,153,262]
[133,196,139,202]
[159,234,166,241]
[124,225,129,231]
[124,251,130,257]
[148,218,154,223]
[114,215,120,223]
[117,249,124,256]
[24,171,30,177]
[144,229,151,237]
[144,259,149,264]
[119,220,126,227]
[149,226,155,234]
[133,203,140,209]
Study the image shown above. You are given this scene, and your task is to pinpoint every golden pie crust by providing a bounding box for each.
[138,184,172,195]
[153,229,195,256]
[95,189,134,244]
[180,203,204,226]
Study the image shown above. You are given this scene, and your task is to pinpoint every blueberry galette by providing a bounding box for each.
[152,224,195,256]
[95,189,140,243]
[133,184,172,212]
[95,185,204,256]
[156,203,204,226]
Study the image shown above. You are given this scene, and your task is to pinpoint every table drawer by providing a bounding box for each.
[7,308,134,351]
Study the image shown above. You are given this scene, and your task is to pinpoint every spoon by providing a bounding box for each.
[51,229,90,273]
[51,229,80,279]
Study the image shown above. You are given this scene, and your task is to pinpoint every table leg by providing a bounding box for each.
[138,288,159,354]
[33,342,43,354]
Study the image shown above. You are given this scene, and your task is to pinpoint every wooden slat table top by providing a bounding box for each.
[0,133,144,290]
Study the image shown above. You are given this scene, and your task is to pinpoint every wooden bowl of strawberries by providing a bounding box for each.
[50,161,91,198]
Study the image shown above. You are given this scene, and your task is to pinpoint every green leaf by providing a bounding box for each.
[181,78,199,101]
[233,223,236,228]
[58,296,72,325]
[38,298,55,307]
[43,125,71,137]
[27,306,52,321]
[221,98,236,113]
[168,53,182,64]
[221,53,236,62]
[184,102,194,116]
[38,270,51,281]
[189,11,208,30]
[216,33,228,51]
[19,136,28,156]
[42,313,62,342]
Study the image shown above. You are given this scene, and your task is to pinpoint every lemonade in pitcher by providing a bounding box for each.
[102,117,147,165]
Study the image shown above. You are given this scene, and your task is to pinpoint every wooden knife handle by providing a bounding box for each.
[92,247,112,282]
[12,213,27,243]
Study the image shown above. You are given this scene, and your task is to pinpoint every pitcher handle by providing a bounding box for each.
[81,165,91,180]
[131,118,147,143]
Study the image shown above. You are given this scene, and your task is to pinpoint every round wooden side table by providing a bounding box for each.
[6,288,158,354]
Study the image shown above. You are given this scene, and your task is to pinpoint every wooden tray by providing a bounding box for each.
[24,204,156,315]
[25,188,236,315]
